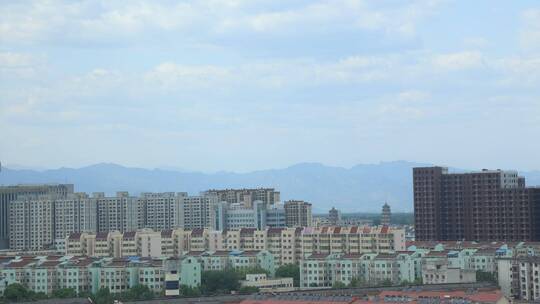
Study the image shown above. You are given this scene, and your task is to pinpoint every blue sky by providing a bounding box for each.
[1,0,539,172]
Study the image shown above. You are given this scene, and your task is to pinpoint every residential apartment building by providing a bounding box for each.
[138,192,186,231]
[203,188,280,207]
[9,193,97,251]
[498,255,540,301]
[284,200,312,227]
[181,195,218,230]
[414,166,540,241]
[95,192,138,233]
[65,226,406,267]
[0,255,199,296]
[0,184,74,249]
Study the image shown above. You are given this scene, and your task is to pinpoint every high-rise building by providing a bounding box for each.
[137,192,186,231]
[9,192,96,250]
[413,166,540,241]
[0,184,74,249]
[203,188,280,207]
[181,195,218,230]
[381,203,391,226]
[284,200,312,227]
[53,193,97,239]
[95,192,138,233]
[328,207,342,225]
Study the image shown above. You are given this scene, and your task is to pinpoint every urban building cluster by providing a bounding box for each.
[414,167,540,242]
[301,239,540,301]
[62,226,404,267]
[0,185,315,251]
[0,249,277,297]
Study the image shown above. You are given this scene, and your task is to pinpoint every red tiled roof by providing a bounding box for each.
[378,289,505,303]
[96,232,108,240]
[6,259,35,268]
[349,226,358,234]
[123,231,136,239]
[333,227,341,234]
[241,298,354,304]
[161,230,173,237]
[267,228,284,235]
[380,225,389,234]
[68,232,82,240]
[307,253,330,259]
[191,228,204,237]
[362,226,371,233]
[40,260,62,267]
[240,228,256,236]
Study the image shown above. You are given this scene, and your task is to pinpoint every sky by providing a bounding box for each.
[1,0,540,173]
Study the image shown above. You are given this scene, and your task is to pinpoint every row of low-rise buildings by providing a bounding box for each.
[63,226,405,267]
[298,239,540,302]
[0,249,276,297]
[2,185,316,251]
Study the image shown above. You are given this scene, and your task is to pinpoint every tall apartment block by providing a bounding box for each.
[284,200,312,227]
[138,192,186,231]
[9,193,96,250]
[203,188,280,207]
[94,192,138,233]
[181,195,218,230]
[0,184,74,249]
[413,166,540,242]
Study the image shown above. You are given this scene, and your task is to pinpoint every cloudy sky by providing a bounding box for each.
[1,0,540,172]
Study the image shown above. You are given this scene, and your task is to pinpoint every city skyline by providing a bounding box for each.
[1,1,540,172]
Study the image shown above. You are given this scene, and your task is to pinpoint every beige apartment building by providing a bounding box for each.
[65,225,405,266]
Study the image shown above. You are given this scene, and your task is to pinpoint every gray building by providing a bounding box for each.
[181,195,218,230]
[381,203,391,226]
[215,201,286,230]
[0,184,74,249]
[138,192,186,231]
[95,192,138,233]
[284,200,312,227]
[203,188,280,207]
[328,207,342,225]
[9,192,96,250]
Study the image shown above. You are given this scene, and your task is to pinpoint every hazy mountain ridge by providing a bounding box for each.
[2,161,540,213]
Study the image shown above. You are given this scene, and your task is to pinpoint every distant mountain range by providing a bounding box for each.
[1,161,539,213]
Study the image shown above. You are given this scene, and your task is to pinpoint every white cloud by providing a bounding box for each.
[431,51,484,70]
[0,52,38,78]
[520,9,540,51]
[0,0,446,45]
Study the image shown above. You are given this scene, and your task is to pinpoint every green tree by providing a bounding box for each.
[238,286,260,294]
[349,276,366,287]
[127,284,154,300]
[332,281,347,289]
[476,270,497,283]
[201,270,241,295]
[235,266,270,277]
[275,264,300,287]
[92,287,113,304]
[180,285,201,297]
[3,283,29,302]
[381,279,393,287]
[52,287,77,298]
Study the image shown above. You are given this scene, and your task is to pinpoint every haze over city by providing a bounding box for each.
[2,1,540,173]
